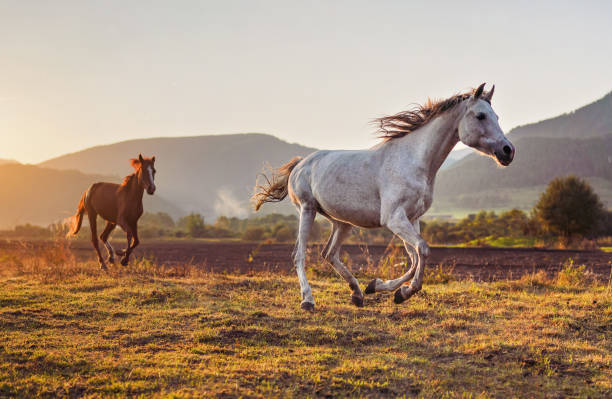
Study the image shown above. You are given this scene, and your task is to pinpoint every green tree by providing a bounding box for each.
[178,213,206,237]
[499,209,530,236]
[533,176,603,241]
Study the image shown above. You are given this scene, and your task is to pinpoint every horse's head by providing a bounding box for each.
[458,83,515,166]
[131,154,157,195]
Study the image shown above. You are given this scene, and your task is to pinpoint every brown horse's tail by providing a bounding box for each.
[68,189,88,236]
[252,156,303,211]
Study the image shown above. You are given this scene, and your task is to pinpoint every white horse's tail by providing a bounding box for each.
[252,156,303,211]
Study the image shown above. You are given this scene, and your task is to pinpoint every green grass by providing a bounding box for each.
[460,235,537,248]
[0,260,610,398]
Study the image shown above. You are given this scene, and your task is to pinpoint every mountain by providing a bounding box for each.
[0,163,182,229]
[440,147,471,170]
[40,134,317,220]
[0,159,18,166]
[431,91,612,216]
[507,91,612,140]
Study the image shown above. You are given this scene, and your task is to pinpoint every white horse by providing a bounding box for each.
[253,83,514,311]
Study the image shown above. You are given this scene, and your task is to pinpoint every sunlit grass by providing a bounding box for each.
[0,251,610,397]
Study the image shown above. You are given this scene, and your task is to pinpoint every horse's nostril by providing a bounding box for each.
[503,145,512,155]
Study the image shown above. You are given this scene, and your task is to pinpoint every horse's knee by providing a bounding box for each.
[417,240,430,258]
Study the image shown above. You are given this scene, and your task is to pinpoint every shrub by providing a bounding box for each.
[242,226,266,241]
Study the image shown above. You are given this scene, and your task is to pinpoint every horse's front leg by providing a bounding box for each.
[120,223,139,266]
[371,211,429,304]
[365,220,420,294]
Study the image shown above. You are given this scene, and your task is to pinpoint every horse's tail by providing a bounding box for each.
[252,156,303,211]
[68,189,88,236]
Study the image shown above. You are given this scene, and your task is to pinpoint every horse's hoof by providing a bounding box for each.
[99,263,108,271]
[351,294,364,308]
[120,258,129,267]
[300,301,315,312]
[365,279,378,295]
[394,289,405,304]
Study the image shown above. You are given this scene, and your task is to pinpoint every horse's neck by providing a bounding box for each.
[390,107,463,179]
[123,173,145,202]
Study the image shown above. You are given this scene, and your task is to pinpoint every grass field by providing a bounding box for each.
[0,248,611,398]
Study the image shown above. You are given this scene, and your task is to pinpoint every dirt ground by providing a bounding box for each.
[3,239,610,281]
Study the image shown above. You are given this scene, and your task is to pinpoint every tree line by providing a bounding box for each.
[1,176,610,247]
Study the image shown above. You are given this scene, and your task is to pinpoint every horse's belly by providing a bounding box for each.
[315,189,382,228]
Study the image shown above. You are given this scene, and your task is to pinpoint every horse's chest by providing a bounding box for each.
[404,185,433,220]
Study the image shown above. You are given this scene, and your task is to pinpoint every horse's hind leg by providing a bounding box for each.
[87,213,107,270]
[323,221,364,307]
[99,222,116,264]
[293,205,316,311]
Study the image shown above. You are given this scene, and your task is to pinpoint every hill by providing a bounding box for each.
[431,91,612,216]
[0,163,182,229]
[0,159,18,166]
[40,134,317,220]
[507,91,612,140]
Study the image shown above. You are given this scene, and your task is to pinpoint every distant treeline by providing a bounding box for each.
[2,176,610,248]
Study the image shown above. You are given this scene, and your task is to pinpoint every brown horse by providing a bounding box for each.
[69,154,157,269]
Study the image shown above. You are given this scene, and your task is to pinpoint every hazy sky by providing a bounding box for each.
[1,1,611,163]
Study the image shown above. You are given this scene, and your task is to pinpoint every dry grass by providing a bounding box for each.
[0,243,610,398]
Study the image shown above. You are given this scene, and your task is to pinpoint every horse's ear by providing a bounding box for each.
[484,84,495,102]
[138,154,144,163]
[151,156,156,164]
[130,158,140,169]
[473,83,486,99]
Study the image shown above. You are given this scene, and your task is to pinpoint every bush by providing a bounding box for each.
[556,259,594,287]
[242,226,266,241]
[274,225,295,242]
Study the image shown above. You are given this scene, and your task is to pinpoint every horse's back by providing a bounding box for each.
[289,149,383,227]
[87,182,121,221]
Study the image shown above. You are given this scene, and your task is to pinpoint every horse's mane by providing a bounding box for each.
[121,173,137,187]
[376,87,490,141]
[121,157,144,187]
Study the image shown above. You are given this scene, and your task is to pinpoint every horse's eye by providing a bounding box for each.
[476,113,486,121]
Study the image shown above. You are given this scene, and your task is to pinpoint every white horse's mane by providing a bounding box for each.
[375,87,491,141]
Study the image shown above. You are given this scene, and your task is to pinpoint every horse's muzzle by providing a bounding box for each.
[147,186,156,195]
[494,142,515,166]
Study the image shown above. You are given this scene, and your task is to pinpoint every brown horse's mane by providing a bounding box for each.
[121,173,137,187]
[375,87,490,141]
[120,157,151,187]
